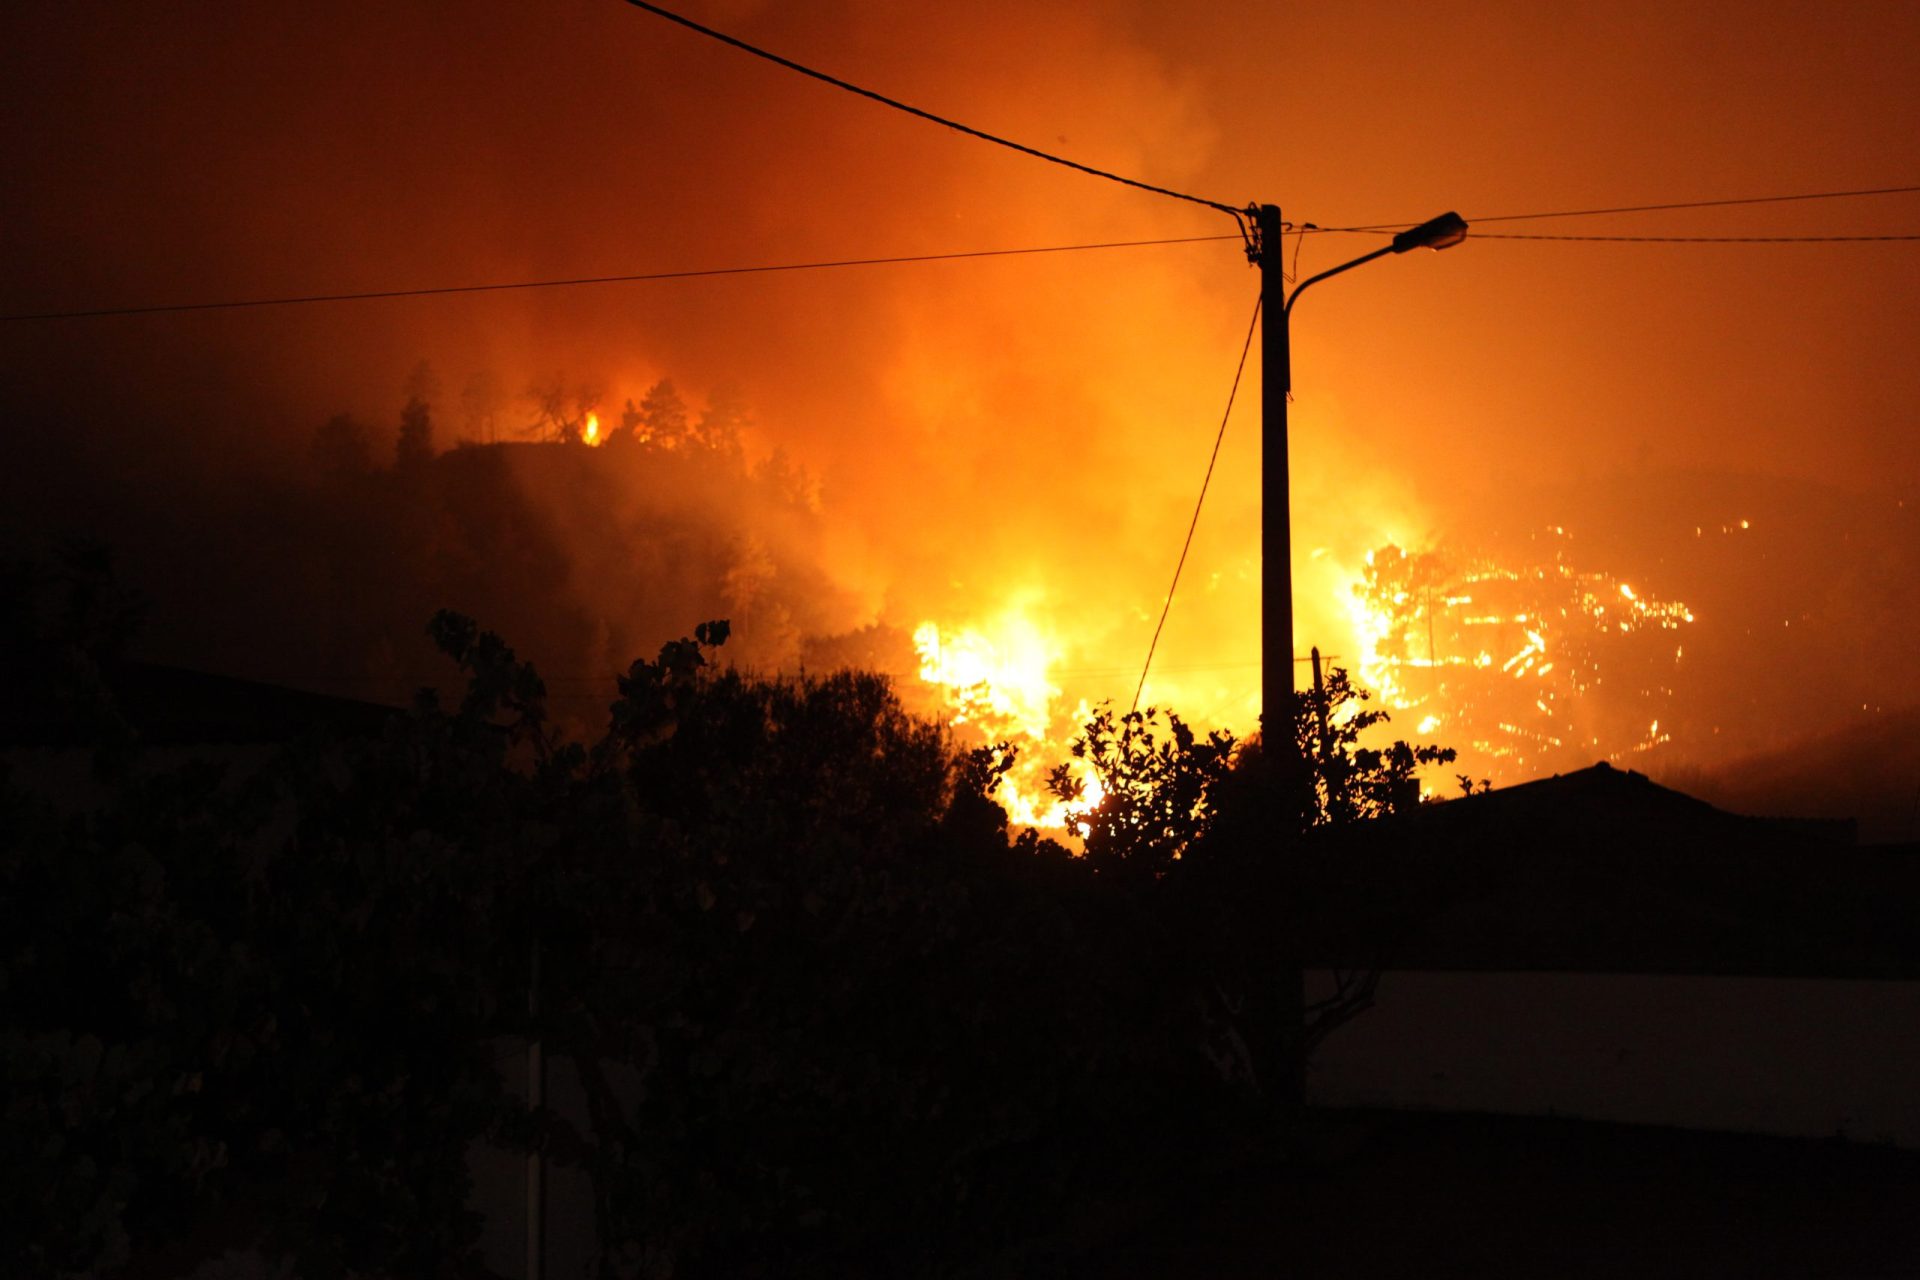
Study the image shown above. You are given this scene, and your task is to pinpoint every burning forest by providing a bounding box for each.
[46,360,1896,839]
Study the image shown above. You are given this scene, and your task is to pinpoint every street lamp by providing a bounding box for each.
[1254,204,1465,1113]
[1259,206,1467,743]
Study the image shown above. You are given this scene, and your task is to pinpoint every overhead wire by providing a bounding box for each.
[1318,228,1920,244]
[1459,184,1920,224]
[1449,230,1920,243]
[1333,183,1920,235]
[617,0,1245,220]
[1132,291,1262,715]
[1,234,1240,322]
[17,191,1920,322]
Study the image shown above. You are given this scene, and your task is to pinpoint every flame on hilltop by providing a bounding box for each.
[582,411,605,446]
[912,615,1105,831]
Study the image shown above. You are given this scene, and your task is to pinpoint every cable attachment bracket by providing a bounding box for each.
[1239,204,1263,264]
[1240,204,1298,266]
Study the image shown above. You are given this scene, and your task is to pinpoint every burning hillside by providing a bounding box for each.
[900,527,1699,827]
[10,345,1911,840]
[1345,529,1695,780]
[897,475,1916,834]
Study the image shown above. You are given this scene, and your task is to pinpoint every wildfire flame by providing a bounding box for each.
[551,383,1698,812]
[911,617,1055,742]
[912,614,1104,831]
[1343,528,1695,777]
[907,526,1697,830]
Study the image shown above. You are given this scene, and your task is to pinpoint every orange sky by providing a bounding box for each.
[5,0,1919,797]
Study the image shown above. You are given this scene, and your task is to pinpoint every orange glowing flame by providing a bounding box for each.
[898,520,1694,825]
[912,616,1055,741]
[912,613,1105,832]
[1340,529,1695,778]
[582,411,604,446]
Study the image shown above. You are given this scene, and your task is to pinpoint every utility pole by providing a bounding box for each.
[1253,203,1308,1114]
[1258,205,1294,733]
[1251,204,1468,1115]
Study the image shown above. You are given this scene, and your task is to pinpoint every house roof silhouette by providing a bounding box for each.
[4,659,402,748]
[1304,763,1918,978]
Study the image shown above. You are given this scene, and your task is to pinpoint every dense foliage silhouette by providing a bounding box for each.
[2,562,1451,1276]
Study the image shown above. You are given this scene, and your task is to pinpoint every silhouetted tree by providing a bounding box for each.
[1047,705,1236,879]
[608,396,642,448]
[635,378,690,448]
[0,539,145,672]
[459,368,505,444]
[5,590,1282,1277]
[0,540,146,770]
[525,374,601,444]
[1292,665,1457,823]
[396,395,434,469]
[1039,674,1457,1115]
[694,382,749,457]
[2,604,515,1277]
[309,411,373,478]
[754,445,819,512]
[1048,669,1455,862]
[403,358,442,410]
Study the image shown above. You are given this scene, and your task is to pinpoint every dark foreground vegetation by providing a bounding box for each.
[1088,1108,1920,1280]
[1,546,1464,1279]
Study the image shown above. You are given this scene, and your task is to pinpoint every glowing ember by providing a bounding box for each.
[1344,527,1695,778]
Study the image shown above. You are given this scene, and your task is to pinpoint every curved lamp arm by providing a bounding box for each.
[1277,211,1468,394]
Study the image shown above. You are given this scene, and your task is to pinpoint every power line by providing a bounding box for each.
[1337,183,1920,232]
[1320,228,1920,244]
[17,186,1911,325]
[1133,290,1262,715]
[1,234,1241,322]
[1463,231,1920,243]
[618,0,1245,220]
[1466,184,1920,224]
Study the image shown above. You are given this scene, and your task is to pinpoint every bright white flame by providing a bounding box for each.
[912,611,1104,831]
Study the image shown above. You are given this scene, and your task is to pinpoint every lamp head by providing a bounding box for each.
[1391,211,1469,253]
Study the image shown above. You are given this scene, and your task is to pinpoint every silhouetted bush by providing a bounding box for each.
[4,604,1265,1278]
